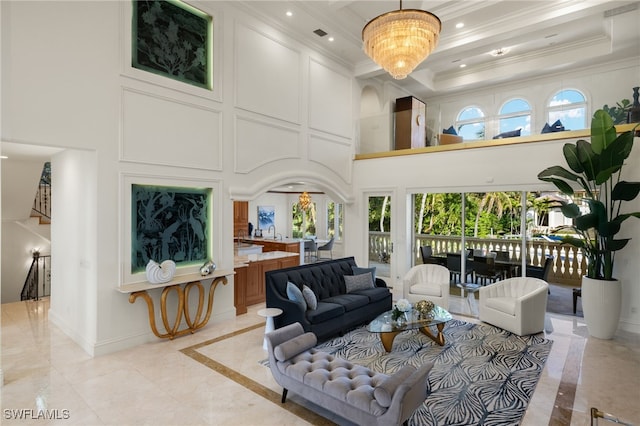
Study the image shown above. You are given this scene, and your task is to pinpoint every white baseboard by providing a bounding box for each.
[51,309,237,357]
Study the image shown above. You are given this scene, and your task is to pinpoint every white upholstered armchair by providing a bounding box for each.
[402,264,450,309]
[478,277,548,336]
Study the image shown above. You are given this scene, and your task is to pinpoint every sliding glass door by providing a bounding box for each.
[411,190,584,287]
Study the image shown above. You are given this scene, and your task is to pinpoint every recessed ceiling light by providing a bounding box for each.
[459,64,466,68]
[328,36,334,42]
[490,48,509,57]
[286,11,293,17]
[456,22,464,29]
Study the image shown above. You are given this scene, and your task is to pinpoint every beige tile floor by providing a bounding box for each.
[1,296,638,426]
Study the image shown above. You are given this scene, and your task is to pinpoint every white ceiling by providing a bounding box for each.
[0,142,62,162]
[236,0,640,98]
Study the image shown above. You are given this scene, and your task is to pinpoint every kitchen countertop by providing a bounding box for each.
[239,237,305,244]
[234,250,299,267]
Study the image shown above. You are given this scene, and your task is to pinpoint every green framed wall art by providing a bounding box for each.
[131,184,212,273]
[132,0,213,89]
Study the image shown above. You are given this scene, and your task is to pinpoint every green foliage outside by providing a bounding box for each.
[292,203,316,238]
[368,196,391,232]
[369,192,554,238]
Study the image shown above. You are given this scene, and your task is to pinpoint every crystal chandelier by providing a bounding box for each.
[299,192,312,211]
[362,0,441,80]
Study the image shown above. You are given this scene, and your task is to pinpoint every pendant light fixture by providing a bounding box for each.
[362,0,441,79]
[299,191,312,211]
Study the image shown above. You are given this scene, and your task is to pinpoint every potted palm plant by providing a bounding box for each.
[538,109,640,339]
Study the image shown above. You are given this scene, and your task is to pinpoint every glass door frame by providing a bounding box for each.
[365,191,395,287]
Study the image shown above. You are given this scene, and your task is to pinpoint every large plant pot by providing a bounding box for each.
[581,276,621,339]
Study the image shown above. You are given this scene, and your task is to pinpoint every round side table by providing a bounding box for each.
[456,282,481,316]
[257,308,283,350]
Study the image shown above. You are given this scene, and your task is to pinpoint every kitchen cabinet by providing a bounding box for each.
[233,201,249,237]
[236,252,300,309]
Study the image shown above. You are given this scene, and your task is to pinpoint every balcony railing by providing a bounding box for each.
[368,232,585,286]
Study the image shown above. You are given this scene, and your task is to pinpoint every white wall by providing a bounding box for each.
[359,81,416,153]
[49,149,98,353]
[1,1,356,355]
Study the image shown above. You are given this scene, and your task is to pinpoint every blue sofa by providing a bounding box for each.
[265,257,392,341]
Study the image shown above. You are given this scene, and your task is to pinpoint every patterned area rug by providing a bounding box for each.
[309,320,552,426]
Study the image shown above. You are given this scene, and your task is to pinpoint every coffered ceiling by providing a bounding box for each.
[235,0,640,98]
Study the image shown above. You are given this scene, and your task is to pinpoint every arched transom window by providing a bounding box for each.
[548,89,587,131]
[456,107,485,140]
[499,98,531,136]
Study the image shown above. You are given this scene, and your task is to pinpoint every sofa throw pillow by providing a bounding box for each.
[542,120,565,133]
[373,365,417,407]
[492,129,521,139]
[344,272,374,293]
[286,282,307,311]
[352,266,377,283]
[442,125,457,135]
[302,285,318,310]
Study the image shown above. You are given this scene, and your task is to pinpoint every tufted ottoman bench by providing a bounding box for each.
[265,322,433,426]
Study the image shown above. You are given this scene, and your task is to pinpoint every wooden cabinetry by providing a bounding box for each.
[233,201,249,237]
[246,258,279,306]
[233,265,248,315]
[394,96,426,149]
[259,240,300,254]
[242,255,300,307]
[279,255,299,268]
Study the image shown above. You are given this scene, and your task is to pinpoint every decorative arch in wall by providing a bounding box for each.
[359,84,391,154]
[228,170,354,204]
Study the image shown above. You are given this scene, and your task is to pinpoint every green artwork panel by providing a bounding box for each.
[131,184,212,273]
[132,0,212,89]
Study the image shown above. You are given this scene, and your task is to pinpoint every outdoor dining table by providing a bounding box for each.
[493,259,520,278]
[429,253,520,278]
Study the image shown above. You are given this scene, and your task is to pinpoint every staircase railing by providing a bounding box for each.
[32,162,51,220]
[20,251,51,301]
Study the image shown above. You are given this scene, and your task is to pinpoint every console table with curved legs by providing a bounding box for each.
[117,269,234,339]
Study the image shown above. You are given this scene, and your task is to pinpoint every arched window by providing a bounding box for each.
[548,89,587,131]
[499,98,531,136]
[456,107,485,140]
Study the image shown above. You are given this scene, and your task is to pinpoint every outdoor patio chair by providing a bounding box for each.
[473,256,501,285]
[525,256,554,294]
[446,253,473,283]
[420,245,442,265]
[492,251,510,262]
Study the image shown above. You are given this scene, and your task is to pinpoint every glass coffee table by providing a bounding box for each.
[367,305,453,352]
